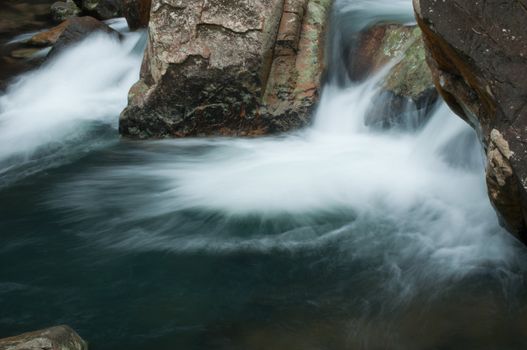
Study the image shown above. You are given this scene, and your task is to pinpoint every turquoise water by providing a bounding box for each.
[2,137,527,350]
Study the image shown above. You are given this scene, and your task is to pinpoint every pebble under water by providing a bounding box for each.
[2,3,527,350]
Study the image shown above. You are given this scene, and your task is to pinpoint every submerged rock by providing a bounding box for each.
[0,325,87,350]
[414,0,527,240]
[50,0,82,23]
[122,0,151,31]
[48,16,120,56]
[9,48,42,59]
[120,0,332,138]
[352,24,437,130]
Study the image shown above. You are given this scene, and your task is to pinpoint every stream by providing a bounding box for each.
[2,1,527,349]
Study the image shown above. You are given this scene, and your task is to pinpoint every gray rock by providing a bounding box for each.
[50,0,82,23]
[0,325,87,350]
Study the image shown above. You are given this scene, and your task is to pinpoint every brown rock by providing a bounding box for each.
[0,325,87,350]
[28,21,70,47]
[119,0,332,138]
[0,0,54,90]
[122,0,151,31]
[349,24,424,80]
[48,16,120,57]
[347,25,388,81]
[414,0,527,240]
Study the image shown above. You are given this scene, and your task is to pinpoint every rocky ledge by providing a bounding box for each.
[119,0,332,138]
[414,0,527,240]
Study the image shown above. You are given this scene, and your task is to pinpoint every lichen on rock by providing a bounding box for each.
[50,0,82,23]
[119,0,333,138]
[352,24,438,130]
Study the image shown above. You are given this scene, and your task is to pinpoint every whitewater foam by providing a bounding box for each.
[0,2,521,290]
[0,19,144,186]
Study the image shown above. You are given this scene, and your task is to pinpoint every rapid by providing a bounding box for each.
[1,2,527,350]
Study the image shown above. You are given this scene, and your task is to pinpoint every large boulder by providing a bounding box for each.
[0,325,87,350]
[122,0,151,31]
[414,0,527,240]
[350,24,438,130]
[119,0,332,138]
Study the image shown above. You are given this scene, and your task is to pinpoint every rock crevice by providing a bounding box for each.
[119,0,332,138]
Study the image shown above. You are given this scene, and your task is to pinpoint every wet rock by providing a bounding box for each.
[48,16,120,56]
[349,24,416,81]
[28,20,70,47]
[355,24,438,130]
[365,89,437,131]
[119,0,332,138]
[79,0,123,20]
[0,0,55,90]
[122,0,151,31]
[50,0,82,23]
[0,325,87,350]
[414,0,527,240]
[347,25,388,81]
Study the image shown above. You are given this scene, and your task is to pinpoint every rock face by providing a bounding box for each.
[48,16,120,56]
[414,0,527,240]
[120,0,332,138]
[350,24,438,130]
[122,0,151,31]
[0,325,87,350]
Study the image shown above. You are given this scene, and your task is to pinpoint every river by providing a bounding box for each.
[1,1,527,349]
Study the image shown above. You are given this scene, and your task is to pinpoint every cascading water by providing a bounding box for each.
[1,2,527,350]
[0,19,143,187]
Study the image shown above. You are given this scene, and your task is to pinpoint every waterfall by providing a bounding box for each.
[37,19,513,287]
[2,3,527,349]
[0,4,518,275]
[0,19,144,187]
